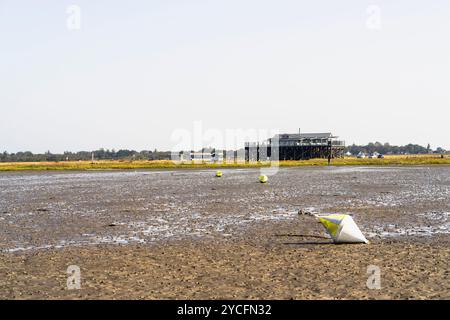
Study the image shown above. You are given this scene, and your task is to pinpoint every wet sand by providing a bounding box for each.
[0,166,448,299]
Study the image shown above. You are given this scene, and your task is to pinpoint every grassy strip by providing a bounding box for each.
[0,155,449,172]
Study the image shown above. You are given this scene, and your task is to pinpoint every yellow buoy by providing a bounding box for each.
[258,174,268,183]
[216,170,222,177]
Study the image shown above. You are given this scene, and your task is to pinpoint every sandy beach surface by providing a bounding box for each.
[0,166,448,299]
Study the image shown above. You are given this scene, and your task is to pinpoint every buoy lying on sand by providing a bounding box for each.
[314,214,369,244]
[258,175,268,183]
[216,171,222,177]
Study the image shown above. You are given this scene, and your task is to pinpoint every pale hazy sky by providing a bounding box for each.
[1,0,449,153]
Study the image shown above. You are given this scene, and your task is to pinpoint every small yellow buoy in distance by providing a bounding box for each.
[216,170,222,177]
[258,174,268,183]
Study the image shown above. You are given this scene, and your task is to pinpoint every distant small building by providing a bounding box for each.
[357,152,366,158]
[180,149,224,162]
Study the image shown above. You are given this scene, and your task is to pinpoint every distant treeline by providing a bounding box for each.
[0,143,447,162]
[0,149,172,162]
[346,142,446,155]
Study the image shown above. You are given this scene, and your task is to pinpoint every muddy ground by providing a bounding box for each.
[0,166,448,299]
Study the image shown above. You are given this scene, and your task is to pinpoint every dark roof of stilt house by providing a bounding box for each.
[272,132,337,140]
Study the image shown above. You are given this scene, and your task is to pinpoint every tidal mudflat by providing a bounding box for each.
[0,166,448,299]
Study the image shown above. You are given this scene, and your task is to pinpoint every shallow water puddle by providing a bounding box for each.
[2,206,300,252]
[365,211,449,239]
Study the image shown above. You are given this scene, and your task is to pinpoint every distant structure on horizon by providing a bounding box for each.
[245,131,345,161]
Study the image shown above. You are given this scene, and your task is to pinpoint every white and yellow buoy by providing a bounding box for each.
[315,214,369,244]
[258,174,268,183]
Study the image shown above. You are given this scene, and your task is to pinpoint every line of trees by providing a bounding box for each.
[0,149,171,162]
[345,142,446,155]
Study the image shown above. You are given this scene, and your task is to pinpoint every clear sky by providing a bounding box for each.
[1,0,449,153]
